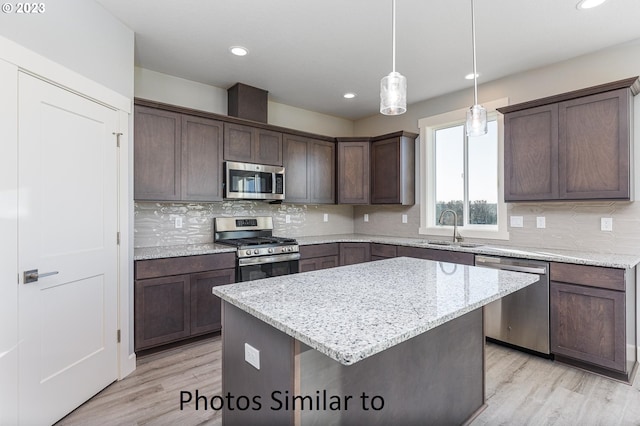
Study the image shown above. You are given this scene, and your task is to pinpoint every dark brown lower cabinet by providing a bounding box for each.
[134,253,236,351]
[190,269,236,336]
[339,242,371,265]
[135,274,191,350]
[396,246,475,266]
[549,262,636,381]
[299,243,339,272]
[370,243,397,261]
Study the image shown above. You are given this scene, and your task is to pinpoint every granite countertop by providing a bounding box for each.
[213,257,539,366]
[134,233,640,269]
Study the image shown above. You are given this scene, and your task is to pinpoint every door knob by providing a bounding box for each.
[23,269,59,284]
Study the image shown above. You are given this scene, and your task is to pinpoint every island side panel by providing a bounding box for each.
[298,308,485,425]
[222,302,295,426]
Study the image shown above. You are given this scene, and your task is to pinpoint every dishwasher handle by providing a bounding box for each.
[475,256,547,275]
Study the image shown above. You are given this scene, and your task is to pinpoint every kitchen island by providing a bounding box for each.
[213,257,539,425]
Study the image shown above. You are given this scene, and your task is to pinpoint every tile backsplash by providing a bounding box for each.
[134,201,354,248]
[354,201,640,256]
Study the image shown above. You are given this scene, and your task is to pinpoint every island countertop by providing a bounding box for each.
[213,256,539,366]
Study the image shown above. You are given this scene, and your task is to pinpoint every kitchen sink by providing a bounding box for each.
[426,240,483,248]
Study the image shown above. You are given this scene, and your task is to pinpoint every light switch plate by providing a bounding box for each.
[510,216,524,228]
[402,214,408,224]
[285,214,291,224]
[244,343,260,370]
[536,217,546,229]
[174,216,183,229]
[323,213,329,222]
[601,217,613,232]
[364,213,369,222]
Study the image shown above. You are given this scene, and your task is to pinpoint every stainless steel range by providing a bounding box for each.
[214,216,299,282]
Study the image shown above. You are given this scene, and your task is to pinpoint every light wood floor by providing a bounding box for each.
[57,337,640,425]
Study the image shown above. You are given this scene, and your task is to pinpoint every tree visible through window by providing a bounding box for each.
[434,120,498,227]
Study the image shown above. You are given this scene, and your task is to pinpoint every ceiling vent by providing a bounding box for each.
[227,83,268,123]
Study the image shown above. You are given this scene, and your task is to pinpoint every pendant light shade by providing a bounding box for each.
[466,0,487,136]
[466,104,488,137]
[380,0,407,115]
[380,71,407,115]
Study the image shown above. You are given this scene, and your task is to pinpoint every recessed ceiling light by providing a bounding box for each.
[576,0,608,10]
[229,46,249,56]
[465,73,479,80]
[343,92,357,99]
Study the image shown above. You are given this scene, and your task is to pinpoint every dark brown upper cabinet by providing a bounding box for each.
[223,122,283,166]
[337,138,370,204]
[283,134,335,204]
[134,106,224,202]
[370,131,417,205]
[336,131,416,205]
[499,77,639,202]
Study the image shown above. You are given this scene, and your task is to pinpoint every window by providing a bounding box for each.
[435,120,498,226]
[418,98,509,240]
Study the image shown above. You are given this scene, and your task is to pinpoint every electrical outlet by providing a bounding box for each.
[364,213,369,222]
[285,214,291,224]
[536,217,546,229]
[323,213,329,222]
[244,343,260,370]
[510,216,524,228]
[174,216,183,229]
[601,217,613,232]
[402,214,408,224]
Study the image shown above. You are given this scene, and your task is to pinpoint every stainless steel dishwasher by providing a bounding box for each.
[475,255,550,355]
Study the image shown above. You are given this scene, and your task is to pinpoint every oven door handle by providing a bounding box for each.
[238,253,300,266]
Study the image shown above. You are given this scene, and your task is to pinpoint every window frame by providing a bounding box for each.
[418,98,509,240]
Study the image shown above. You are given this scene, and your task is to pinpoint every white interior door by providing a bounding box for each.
[18,72,119,425]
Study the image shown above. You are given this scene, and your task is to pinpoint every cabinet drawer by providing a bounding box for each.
[550,262,625,291]
[299,243,339,259]
[371,243,397,258]
[135,252,236,280]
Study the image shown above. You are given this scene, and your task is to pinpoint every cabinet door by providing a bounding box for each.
[558,89,630,200]
[224,122,254,163]
[550,281,626,372]
[504,104,559,201]
[309,139,336,204]
[283,135,309,203]
[337,141,369,204]
[190,269,235,336]
[339,243,371,266]
[370,135,415,205]
[181,115,224,201]
[135,275,190,351]
[255,129,283,166]
[134,106,181,200]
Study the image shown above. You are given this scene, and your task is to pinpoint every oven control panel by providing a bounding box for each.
[237,245,299,258]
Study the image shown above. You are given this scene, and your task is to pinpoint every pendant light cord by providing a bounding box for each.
[471,0,478,106]
[392,0,396,72]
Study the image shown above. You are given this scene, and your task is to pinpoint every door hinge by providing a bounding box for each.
[117,231,120,245]
[117,329,121,343]
[113,132,123,148]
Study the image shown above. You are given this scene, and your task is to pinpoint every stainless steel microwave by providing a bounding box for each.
[224,161,285,201]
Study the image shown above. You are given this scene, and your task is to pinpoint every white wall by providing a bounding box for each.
[135,67,355,137]
[0,0,134,98]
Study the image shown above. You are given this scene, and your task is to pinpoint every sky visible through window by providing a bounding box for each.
[435,120,497,225]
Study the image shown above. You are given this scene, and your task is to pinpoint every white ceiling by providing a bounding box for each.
[97,0,640,120]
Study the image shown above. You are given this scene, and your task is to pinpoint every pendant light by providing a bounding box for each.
[465,0,487,136]
[380,0,407,115]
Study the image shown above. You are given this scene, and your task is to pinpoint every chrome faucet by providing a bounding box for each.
[438,209,463,243]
